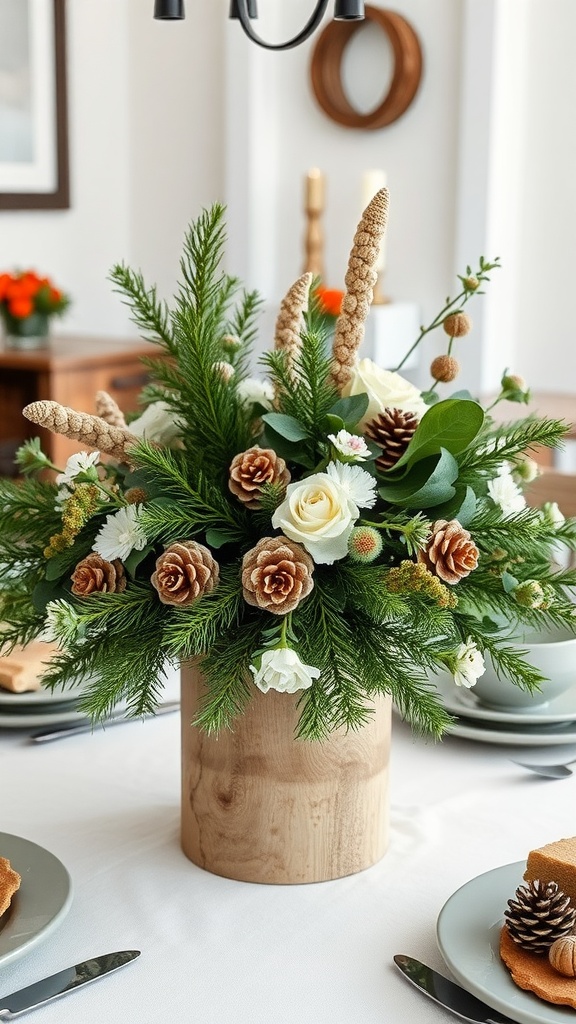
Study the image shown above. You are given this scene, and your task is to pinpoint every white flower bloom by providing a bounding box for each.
[327,429,370,461]
[56,450,100,489]
[341,358,428,428]
[326,461,377,508]
[130,401,183,446]
[236,377,275,411]
[271,472,359,564]
[250,647,321,694]
[487,465,526,516]
[93,504,148,562]
[541,501,565,528]
[44,599,82,647]
[452,638,485,688]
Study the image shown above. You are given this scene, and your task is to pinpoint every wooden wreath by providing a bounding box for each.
[310,5,423,130]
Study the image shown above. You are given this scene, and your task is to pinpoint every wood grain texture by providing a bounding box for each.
[181,662,391,884]
[310,6,423,131]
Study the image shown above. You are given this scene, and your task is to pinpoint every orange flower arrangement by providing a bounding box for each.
[314,285,344,320]
[0,269,70,321]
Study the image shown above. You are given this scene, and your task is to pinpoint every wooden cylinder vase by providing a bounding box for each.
[180,662,391,884]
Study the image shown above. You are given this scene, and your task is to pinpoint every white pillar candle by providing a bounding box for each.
[305,167,325,212]
[361,169,387,272]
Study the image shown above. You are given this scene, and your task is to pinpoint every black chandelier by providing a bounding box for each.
[153,1,365,51]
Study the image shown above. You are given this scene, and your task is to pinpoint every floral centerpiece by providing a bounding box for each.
[0,193,575,742]
[0,269,70,347]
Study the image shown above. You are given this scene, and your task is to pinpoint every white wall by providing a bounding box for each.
[0,0,225,338]
[511,0,576,391]
[1,0,575,402]
[225,0,464,380]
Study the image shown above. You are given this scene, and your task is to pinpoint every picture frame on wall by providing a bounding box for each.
[0,0,69,210]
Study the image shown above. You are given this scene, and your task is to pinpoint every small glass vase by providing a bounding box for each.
[1,310,50,350]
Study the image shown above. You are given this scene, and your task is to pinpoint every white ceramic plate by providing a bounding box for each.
[437,860,574,1024]
[0,707,87,729]
[434,672,576,725]
[0,832,73,968]
[446,717,576,746]
[0,683,86,707]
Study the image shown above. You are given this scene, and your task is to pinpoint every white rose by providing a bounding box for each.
[250,648,321,694]
[130,401,183,446]
[452,638,485,688]
[271,472,359,564]
[341,358,428,427]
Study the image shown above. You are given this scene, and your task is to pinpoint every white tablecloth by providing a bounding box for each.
[2,681,576,1024]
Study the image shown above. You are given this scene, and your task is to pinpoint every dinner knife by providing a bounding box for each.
[29,699,180,743]
[393,954,517,1024]
[0,949,140,1020]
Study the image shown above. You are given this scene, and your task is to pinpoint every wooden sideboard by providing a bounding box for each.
[0,335,159,474]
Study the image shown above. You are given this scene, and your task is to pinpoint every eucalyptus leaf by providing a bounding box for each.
[205,528,239,549]
[327,393,369,427]
[261,412,309,442]
[259,426,315,469]
[323,414,346,434]
[431,485,477,525]
[379,449,459,509]
[502,571,519,593]
[392,399,485,471]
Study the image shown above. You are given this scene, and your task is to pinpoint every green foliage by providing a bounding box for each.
[1,210,574,747]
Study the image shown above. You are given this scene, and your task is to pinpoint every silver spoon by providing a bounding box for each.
[511,757,576,779]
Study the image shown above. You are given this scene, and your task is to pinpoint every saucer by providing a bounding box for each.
[433,671,576,725]
[446,716,576,746]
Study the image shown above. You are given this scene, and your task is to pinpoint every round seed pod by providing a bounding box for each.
[549,935,576,977]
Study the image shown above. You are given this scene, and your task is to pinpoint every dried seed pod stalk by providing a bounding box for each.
[94,390,128,429]
[273,272,313,376]
[23,400,142,465]
[330,188,390,391]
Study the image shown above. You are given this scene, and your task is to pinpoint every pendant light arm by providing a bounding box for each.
[233,0,331,51]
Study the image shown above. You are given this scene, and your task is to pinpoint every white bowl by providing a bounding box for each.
[472,624,576,709]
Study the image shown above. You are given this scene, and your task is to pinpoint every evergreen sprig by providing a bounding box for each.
[459,417,568,475]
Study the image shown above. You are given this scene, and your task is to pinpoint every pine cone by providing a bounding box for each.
[418,519,479,584]
[229,446,291,510]
[242,536,314,615]
[505,880,576,953]
[151,541,219,606]
[71,553,126,596]
[365,407,419,471]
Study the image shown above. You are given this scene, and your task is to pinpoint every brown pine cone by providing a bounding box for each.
[418,519,479,584]
[242,536,314,615]
[71,553,126,596]
[151,541,219,606]
[365,407,419,471]
[229,446,291,510]
[505,880,576,953]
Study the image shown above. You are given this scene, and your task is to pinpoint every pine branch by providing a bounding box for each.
[108,263,173,349]
[161,566,244,659]
[459,417,568,475]
[225,288,262,381]
[130,441,250,540]
[192,619,261,733]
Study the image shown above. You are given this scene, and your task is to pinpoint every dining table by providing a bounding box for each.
[2,671,576,1024]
